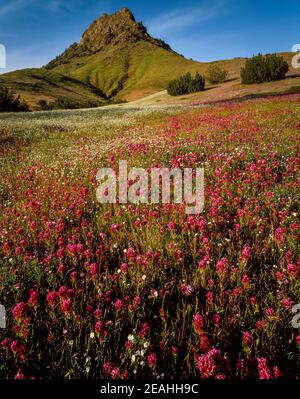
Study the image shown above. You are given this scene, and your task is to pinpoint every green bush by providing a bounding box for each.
[0,87,29,112]
[206,64,228,84]
[167,72,205,96]
[241,54,289,84]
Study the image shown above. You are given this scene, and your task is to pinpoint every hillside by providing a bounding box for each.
[0,7,298,110]
[0,68,107,110]
[46,7,203,102]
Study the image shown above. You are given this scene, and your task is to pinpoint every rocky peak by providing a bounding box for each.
[46,8,174,69]
[79,8,149,51]
[118,7,136,20]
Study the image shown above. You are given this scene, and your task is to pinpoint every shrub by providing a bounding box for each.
[206,64,228,84]
[167,72,205,96]
[0,87,29,112]
[37,99,49,110]
[241,54,289,84]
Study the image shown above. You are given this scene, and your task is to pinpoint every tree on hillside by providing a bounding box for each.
[167,72,205,96]
[241,54,289,84]
[206,64,228,84]
[0,87,29,112]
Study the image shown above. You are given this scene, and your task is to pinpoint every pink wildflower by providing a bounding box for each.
[257,357,272,379]
[147,352,157,367]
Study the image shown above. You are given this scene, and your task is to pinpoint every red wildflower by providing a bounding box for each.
[61,299,72,313]
[180,283,194,296]
[147,352,157,367]
[257,357,272,380]
[193,314,204,332]
[12,302,27,320]
[242,331,252,345]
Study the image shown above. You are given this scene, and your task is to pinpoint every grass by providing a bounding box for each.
[0,68,107,110]
[52,46,300,102]
[0,93,299,379]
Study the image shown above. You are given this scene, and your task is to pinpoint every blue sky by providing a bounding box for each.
[0,0,299,72]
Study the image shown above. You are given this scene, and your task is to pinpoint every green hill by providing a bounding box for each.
[50,40,204,101]
[0,68,107,110]
[45,7,203,102]
[0,7,298,110]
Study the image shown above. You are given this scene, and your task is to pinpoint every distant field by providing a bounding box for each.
[0,93,299,378]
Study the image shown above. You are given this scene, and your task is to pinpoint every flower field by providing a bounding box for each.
[0,95,299,379]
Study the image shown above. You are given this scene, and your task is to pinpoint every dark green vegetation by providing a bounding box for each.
[241,54,289,84]
[206,64,228,84]
[0,87,29,112]
[167,72,205,96]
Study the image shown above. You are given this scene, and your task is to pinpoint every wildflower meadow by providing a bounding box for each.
[0,95,299,379]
